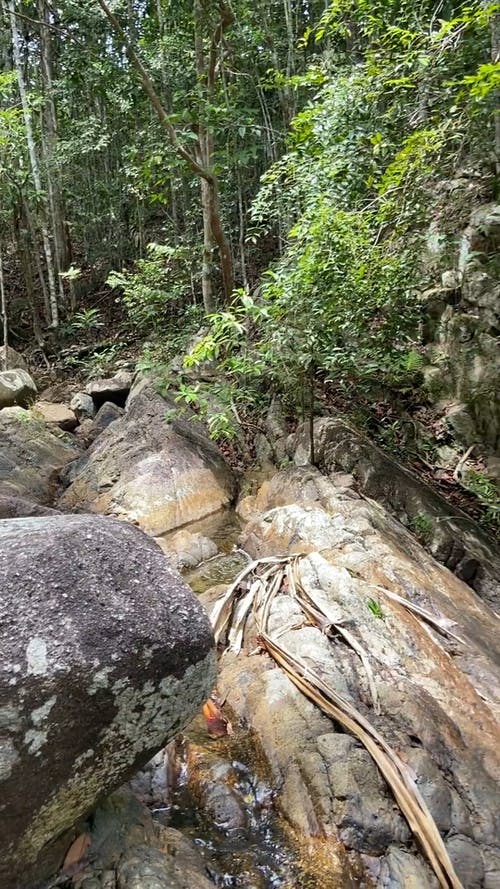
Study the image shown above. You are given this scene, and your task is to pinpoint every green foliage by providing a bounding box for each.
[367,598,384,619]
[187,0,497,427]
[463,470,500,527]
[173,379,241,443]
[67,308,104,333]
[409,512,433,542]
[107,243,194,334]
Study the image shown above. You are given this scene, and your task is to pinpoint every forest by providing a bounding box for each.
[1,1,499,531]
[1,4,500,889]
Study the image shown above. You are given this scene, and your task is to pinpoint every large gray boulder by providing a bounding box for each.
[0,406,79,503]
[0,514,216,889]
[60,379,235,535]
[0,368,37,409]
[0,345,28,372]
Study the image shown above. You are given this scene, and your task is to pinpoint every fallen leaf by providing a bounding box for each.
[202,698,234,737]
[62,832,91,873]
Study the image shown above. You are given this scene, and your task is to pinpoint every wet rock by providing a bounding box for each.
[0,514,216,889]
[211,467,500,887]
[0,406,79,503]
[184,746,249,832]
[377,846,438,888]
[129,750,170,808]
[289,416,500,608]
[86,370,134,408]
[71,391,96,421]
[155,529,218,570]
[0,368,37,409]
[32,400,78,431]
[79,789,217,889]
[60,380,235,535]
[0,346,28,372]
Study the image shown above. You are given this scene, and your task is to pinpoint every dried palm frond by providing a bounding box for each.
[209,553,464,889]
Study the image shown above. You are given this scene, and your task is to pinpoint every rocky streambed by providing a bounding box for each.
[1,361,499,889]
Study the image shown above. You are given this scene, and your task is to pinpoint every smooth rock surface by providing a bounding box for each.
[0,368,37,409]
[0,345,28,372]
[289,416,500,609]
[60,380,235,535]
[155,529,218,570]
[0,406,79,503]
[0,515,216,889]
[212,467,500,888]
[32,400,78,431]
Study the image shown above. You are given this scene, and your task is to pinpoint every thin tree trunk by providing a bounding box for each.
[38,0,68,284]
[21,197,51,325]
[95,0,234,306]
[8,0,59,328]
[238,178,248,290]
[18,225,44,344]
[0,249,8,368]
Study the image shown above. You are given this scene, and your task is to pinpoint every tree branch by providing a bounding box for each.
[208,1,235,94]
[95,0,214,184]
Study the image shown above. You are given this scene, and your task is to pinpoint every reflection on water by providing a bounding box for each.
[173,509,249,594]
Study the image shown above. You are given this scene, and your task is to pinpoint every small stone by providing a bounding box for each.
[71,392,95,421]
[32,401,78,432]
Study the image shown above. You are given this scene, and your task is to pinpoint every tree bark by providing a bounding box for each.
[95,0,234,308]
[8,0,59,328]
[38,0,69,290]
[0,248,8,368]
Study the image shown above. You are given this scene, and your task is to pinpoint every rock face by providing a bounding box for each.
[0,514,216,889]
[60,379,235,535]
[0,406,79,503]
[0,345,28,372]
[0,368,37,409]
[423,200,500,450]
[290,416,500,609]
[155,529,218,570]
[0,495,59,519]
[212,467,500,888]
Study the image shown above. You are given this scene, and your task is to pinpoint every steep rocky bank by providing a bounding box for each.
[0,361,499,889]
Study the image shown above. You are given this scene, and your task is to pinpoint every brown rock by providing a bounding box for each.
[59,382,235,535]
[32,400,78,431]
[210,467,500,888]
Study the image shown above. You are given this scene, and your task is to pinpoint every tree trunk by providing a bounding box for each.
[95,0,234,308]
[8,0,59,328]
[0,248,8,368]
[38,0,69,290]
